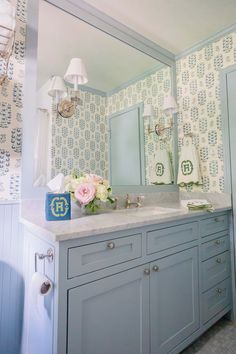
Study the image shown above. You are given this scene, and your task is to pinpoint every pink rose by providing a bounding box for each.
[86,174,103,185]
[74,183,96,205]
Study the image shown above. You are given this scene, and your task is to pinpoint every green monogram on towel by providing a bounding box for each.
[181,160,193,176]
[156,162,165,176]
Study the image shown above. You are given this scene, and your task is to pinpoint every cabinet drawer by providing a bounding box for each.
[202,278,231,324]
[201,235,229,261]
[147,222,198,255]
[200,214,228,237]
[68,233,142,278]
[202,251,231,292]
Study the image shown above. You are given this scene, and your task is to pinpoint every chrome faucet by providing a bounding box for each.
[125,194,143,209]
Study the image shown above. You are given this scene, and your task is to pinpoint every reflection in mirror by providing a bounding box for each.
[35,0,176,188]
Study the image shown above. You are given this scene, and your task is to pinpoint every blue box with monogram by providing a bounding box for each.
[45,192,71,221]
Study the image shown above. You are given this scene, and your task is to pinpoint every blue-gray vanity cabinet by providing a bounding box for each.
[150,247,199,354]
[67,246,200,354]
[202,278,232,324]
[199,214,228,237]
[21,211,232,354]
[67,233,142,278]
[201,251,231,292]
[67,265,150,354]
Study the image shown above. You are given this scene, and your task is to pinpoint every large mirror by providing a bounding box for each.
[22,0,177,198]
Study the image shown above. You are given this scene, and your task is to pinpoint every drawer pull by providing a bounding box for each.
[216,288,224,294]
[143,268,150,275]
[214,240,221,245]
[107,242,115,250]
[152,265,159,272]
[216,258,222,263]
[214,217,221,222]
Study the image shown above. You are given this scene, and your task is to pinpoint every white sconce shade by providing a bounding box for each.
[64,58,88,90]
[143,104,155,118]
[48,76,67,102]
[0,0,16,54]
[163,95,178,114]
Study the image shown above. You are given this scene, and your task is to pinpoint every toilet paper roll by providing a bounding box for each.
[31,272,53,297]
[29,272,53,318]
[27,273,54,353]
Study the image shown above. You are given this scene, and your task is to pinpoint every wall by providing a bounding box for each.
[50,65,172,184]
[0,0,26,201]
[1,2,236,198]
[0,203,24,354]
[51,91,108,179]
[106,65,172,185]
[176,32,236,192]
[0,2,27,353]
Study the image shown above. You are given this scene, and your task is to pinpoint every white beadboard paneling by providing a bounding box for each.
[0,203,24,354]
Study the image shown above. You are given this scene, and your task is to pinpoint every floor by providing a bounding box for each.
[181,318,236,354]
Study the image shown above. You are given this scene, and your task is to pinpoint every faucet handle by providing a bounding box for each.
[137,195,145,201]
[137,195,145,207]
[125,194,131,208]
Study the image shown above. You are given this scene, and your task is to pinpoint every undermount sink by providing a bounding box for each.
[117,206,181,217]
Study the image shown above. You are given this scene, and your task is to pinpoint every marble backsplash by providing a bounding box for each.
[21,191,231,220]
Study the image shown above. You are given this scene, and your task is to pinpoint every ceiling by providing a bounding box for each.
[83,0,236,53]
[37,1,161,92]
[38,0,236,91]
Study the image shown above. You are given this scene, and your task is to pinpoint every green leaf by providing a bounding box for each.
[107,196,115,204]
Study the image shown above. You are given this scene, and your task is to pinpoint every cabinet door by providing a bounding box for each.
[150,247,199,354]
[67,265,150,354]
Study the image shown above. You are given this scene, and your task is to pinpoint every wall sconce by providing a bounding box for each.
[48,76,67,103]
[0,0,16,85]
[143,95,178,136]
[48,58,88,118]
[163,95,178,114]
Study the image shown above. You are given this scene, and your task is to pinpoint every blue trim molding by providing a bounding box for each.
[176,22,236,60]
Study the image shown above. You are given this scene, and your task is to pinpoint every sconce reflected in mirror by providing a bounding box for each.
[0,0,16,85]
[47,57,88,118]
[143,95,178,136]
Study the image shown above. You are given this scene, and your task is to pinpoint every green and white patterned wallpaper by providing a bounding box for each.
[1,0,236,200]
[176,32,236,192]
[0,0,26,201]
[52,91,109,179]
[107,65,173,185]
[52,65,172,185]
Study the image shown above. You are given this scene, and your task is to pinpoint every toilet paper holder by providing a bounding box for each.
[35,249,54,272]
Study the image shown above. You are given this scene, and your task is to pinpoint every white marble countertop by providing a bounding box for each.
[20,199,231,243]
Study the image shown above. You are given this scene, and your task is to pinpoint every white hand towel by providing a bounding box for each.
[150,144,173,185]
[0,13,15,31]
[33,109,51,186]
[177,137,202,187]
[0,27,11,38]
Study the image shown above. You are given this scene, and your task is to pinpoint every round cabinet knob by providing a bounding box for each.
[152,265,159,272]
[216,288,223,294]
[215,240,221,245]
[107,242,115,250]
[143,268,150,275]
[214,217,220,222]
[216,258,222,263]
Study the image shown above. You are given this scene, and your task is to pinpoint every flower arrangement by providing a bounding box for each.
[64,172,114,213]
